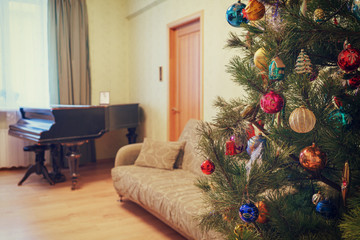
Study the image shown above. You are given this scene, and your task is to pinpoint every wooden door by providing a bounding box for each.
[169,16,202,141]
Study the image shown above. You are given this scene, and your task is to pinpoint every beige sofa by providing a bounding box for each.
[111,119,223,240]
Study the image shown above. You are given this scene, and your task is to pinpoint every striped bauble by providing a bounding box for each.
[289,106,316,133]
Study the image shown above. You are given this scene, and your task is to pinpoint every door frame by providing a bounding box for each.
[167,11,204,140]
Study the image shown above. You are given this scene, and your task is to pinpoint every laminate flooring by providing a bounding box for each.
[0,159,186,240]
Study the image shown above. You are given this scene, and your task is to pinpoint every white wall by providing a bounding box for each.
[127,0,247,141]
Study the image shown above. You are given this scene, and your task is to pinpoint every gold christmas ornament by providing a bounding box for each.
[299,143,327,172]
[254,48,268,71]
[289,106,316,133]
[342,161,350,205]
[234,223,255,239]
[245,0,265,21]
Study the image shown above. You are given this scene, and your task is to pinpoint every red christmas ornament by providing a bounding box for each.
[226,141,237,155]
[201,159,215,175]
[226,135,244,155]
[337,44,360,72]
[260,91,284,114]
[348,75,360,88]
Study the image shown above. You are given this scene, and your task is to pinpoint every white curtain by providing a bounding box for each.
[0,0,51,168]
[0,0,50,109]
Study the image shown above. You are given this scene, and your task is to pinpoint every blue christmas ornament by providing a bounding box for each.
[239,202,259,223]
[226,1,249,27]
[315,200,336,218]
[328,107,352,130]
[269,57,285,81]
[246,134,266,156]
[351,0,360,21]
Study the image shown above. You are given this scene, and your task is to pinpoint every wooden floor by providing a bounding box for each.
[0,159,186,240]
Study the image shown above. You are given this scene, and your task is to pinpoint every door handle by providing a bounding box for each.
[171,107,180,113]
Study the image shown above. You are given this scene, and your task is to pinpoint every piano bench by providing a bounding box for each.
[18,144,55,186]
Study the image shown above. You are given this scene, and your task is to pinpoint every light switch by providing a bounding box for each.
[99,91,110,105]
[159,66,163,82]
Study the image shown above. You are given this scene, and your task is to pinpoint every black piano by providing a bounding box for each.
[9,104,139,190]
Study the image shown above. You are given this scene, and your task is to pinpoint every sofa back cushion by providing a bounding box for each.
[177,119,205,176]
[134,138,186,170]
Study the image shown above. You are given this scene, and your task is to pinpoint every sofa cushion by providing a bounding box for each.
[177,119,205,175]
[111,165,220,240]
[134,138,185,170]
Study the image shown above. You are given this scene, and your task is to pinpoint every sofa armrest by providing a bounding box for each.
[114,143,143,167]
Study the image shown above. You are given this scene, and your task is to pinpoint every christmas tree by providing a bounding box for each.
[196,0,360,239]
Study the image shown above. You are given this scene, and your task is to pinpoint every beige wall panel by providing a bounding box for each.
[87,0,130,105]
[127,0,247,141]
[87,0,130,160]
[86,0,249,159]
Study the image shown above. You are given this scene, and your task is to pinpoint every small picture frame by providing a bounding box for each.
[99,91,110,105]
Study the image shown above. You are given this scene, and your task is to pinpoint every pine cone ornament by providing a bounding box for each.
[314,8,325,23]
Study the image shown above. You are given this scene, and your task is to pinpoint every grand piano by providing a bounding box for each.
[8,104,139,190]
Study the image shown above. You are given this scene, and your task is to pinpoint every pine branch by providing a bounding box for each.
[289,154,341,192]
[250,115,341,192]
[210,138,235,191]
[318,0,350,25]
[199,122,235,191]
[251,118,269,135]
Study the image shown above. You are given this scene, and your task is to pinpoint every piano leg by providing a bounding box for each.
[63,142,84,190]
[18,145,54,186]
[18,164,37,186]
[126,127,137,144]
[49,144,66,183]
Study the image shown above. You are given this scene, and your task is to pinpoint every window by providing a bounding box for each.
[0,0,49,109]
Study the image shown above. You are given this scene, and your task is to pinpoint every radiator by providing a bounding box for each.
[0,111,50,168]
[0,129,50,168]
[0,129,34,168]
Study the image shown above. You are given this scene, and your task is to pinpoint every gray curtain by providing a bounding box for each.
[48,0,94,165]
[50,0,91,105]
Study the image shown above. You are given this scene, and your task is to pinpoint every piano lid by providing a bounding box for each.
[9,104,139,144]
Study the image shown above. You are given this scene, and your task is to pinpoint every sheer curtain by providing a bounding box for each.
[0,0,92,168]
[0,0,51,168]
[0,0,50,109]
